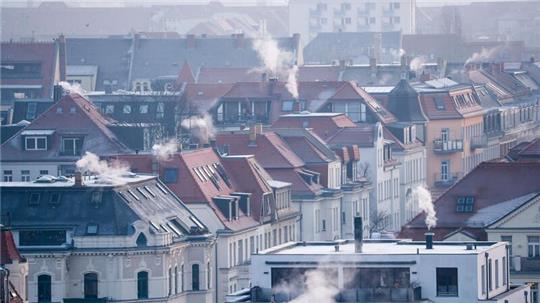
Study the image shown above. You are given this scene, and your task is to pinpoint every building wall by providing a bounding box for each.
[341,188,371,239]
[5,260,29,303]
[0,162,68,182]
[294,195,342,241]
[289,0,416,44]
[66,74,96,92]
[394,145,426,225]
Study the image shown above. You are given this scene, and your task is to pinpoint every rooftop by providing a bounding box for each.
[260,239,502,256]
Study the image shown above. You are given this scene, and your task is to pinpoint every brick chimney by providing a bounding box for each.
[186,34,196,49]
[57,34,66,81]
[233,33,245,49]
[369,57,377,70]
[74,171,83,187]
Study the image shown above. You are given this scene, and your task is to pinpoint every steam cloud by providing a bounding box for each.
[409,56,427,73]
[181,113,215,144]
[59,81,86,96]
[414,186,437,230]
[76,152,130,184]
[152,139,179,161]
[273,268,339,303]
[253,37,299,99]
[465,46,503,65]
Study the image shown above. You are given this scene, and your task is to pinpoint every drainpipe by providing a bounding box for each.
[485,252,489,300]
[215,237,219,303]
[506,244,510,292]
[299,201,303,241]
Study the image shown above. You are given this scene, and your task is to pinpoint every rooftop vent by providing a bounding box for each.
[425,232,434,250]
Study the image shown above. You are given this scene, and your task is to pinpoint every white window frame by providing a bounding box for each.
[25,136,47,151]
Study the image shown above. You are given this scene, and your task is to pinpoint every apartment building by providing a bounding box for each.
[289,0,416,44]
[0,174,216,303]
[113,148,299,303]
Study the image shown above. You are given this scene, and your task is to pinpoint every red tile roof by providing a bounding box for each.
[298,66,341,82]
[177,61,195,83]
[1,93,130,161]
[1,41,61,98]
[183,83,233,113]
[0,228,25,265]
[417,93,463,120]
[399,162,540,240]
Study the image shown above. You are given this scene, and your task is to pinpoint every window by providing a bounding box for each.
[481,265,486,294]
[282,100,294,112]
[84,272,98,299]
[192,264,200,291]
[26,102,37,120]
[495,259,499,288]
[62,137,83,156]
[436,268,458,297]
[322,219,326,231]
[393,2,400,9]
[105,105,114,114]
[181,265,185,292]
[440,161,449,181]
[25,136,47,150]
[21,170,30,182]
[86,223,98,235]
[488,259,492,291]
[19,230,66,246]
[139,104,149,114]
[434,97,445,110]
[441,128,449,141]
[502,257,506,286]
[207,262,211,290]
[501,236,512,256]
[123,105,132,114]
[168,267,172,295]
[456,197,475,213]
[37,274,51,303]
[136,233,147,247]
[137,271,149,299]
[369,17,376,24]
[156,102,165,119]
[175,266,178,294]
[28,192,40,205]
[3,170,13,182]
[528,236,540,257]
[39,170,49,175]
[49,192,61,207]
[164,168,178,183]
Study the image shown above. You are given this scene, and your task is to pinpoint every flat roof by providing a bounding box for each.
[260,240,501,256]
[0,174,156,188]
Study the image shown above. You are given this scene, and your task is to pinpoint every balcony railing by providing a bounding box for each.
[434,172,461,188]
[512,256,540,274]
[470,135,488,149]
[432,139,463,154]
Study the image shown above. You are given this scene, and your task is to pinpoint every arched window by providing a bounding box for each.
[137,271,149,299]
[84,273,98,299]
[192,264,200,291]
[37,274,51,302]
[136,233,147,247]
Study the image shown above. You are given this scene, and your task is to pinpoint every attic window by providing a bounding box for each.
[90,191,103,208]
[136,187,149,199]
[128,189,140,201]
[167,222,183,237]
[190,216,205,230]
[48,192,61,207]
[144,186,156,197]
[28,192,41,206]
[149,221,161,233]
[434,97,445,111]
[164,168,178,183]
[156,183,168,194]
[456,196,475,213]
[86,223,98,235]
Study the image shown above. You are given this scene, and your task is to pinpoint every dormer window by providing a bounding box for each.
[25,136,47,150]
[456,196,475,213]
[61,137,83,156]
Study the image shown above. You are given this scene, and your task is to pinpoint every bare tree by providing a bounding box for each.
[369,210,389,238]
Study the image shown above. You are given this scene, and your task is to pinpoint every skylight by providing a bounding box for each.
[156,183,168,194]
[456,196,475,213]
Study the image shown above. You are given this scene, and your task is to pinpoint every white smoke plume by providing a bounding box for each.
[465,46,503,65]
[181,113,215,144]
[414,185,437,230]
[409,56,427,73]
[152,139,179,161]
[286,65,299,99]
[253,37,299,99]
[76,152,130,184]
[59,81,86,96]
[273,268,339,303]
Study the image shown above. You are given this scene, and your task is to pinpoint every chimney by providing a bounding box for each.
[425,232,434,250]
[233,33,245,49]
[261,72,268,82]
[249,123,263,142]
[186,34,196,49]
[369,57,377,70]
[354,216,363,253]
[339,59,346,69]
[74,171,83,187]
[57,34,66,81]
[400,55,407,69]
[53,84,64,102]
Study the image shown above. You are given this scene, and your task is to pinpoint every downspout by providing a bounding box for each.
[485,252,489,300]
[299,200,303,241]
[214,236,219,303]
[506,244,510,292]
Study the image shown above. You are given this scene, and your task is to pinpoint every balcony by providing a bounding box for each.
[432,139,463,154]
[470,135,488,149]
[433,172,461,188]
[512,256,540,274]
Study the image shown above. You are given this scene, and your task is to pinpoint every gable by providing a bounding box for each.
[443,230,478,241]
[488,195,540,229]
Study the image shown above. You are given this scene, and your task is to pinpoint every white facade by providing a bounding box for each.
[250,239,530,303]
[189,203,298,303]
[289,0,416,44]
[358,123,402,232]
[292,193,342,242]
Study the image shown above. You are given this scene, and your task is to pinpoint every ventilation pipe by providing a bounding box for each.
[354,216,363,253]
[425,232,434,250]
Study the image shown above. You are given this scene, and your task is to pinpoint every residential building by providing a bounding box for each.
[0,174,215,303]
[0,226,28,303]
[215,128,343,241]
[506,138,540,162]
[400,161,540,303]
[66,34,301,92]
[112,148,299,303]
[0,93,159,181]
[289,0,416,44]
[1,38,66,102]
[248,229,530,302]
[303,31,402,65]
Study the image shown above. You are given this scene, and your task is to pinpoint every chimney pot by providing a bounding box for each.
[354,216,363,253]
[425,232,434,250]
[74,171,83,187]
